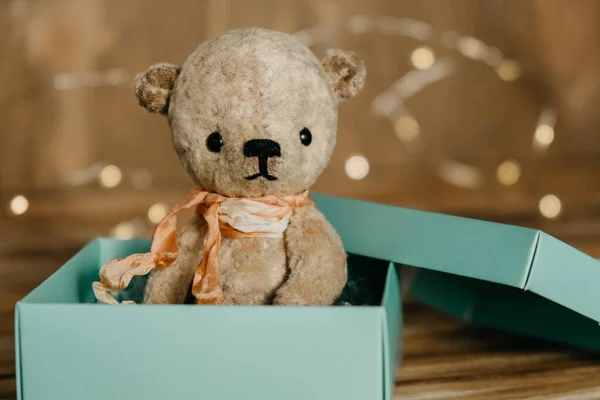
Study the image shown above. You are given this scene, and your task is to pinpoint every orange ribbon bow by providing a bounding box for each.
[92,188,313,305]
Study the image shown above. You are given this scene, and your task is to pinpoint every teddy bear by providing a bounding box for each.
[92,27,366,306]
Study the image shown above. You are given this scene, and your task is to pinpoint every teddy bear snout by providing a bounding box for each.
[244,139,281,181]
[243,139,281,159]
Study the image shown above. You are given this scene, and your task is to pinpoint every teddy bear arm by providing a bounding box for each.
[143,215,206,304]
[276,206,347,305]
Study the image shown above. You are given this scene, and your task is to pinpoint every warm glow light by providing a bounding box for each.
[345,154,370,180]
[346,15,371,34]
[147,203,169,224]
[497,60,521,82]
[9,195,29,215]
[394,116,420,143]
[111,222,135,239]
[371,94,398,117]
[456,36,487,60]
[533,124,555,150]
[410,46,435,70]
[539,194,562,219]
[437,160,483,189]
[484,47,502,67]
[98,164,122,188]
[496,159,521,186]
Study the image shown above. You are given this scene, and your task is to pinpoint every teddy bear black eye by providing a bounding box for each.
[206,131,224,153]
[299,128,312,146]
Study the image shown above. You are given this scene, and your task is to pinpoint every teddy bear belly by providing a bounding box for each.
[218,236,287,305]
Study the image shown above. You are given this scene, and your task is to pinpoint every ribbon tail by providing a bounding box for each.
[92,281,121,304]
[93,252,177,304]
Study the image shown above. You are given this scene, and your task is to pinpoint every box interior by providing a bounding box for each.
[407,267,600,351]
[22,239,391,307]
[336,254,389,306]
[124,253,390,306]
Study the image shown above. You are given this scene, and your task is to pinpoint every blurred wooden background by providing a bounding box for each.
[2,0,600,247]
[2,1,600,398]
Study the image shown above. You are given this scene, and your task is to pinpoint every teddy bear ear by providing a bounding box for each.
[321,49,366,102]
[134,62,181,114]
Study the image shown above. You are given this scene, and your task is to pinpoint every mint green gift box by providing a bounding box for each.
[14,195,403,400]
[15,194,600,400]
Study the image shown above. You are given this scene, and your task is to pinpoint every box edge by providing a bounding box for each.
[314,193,540,288]
[525,231,600,322]
[522,230,542,289]
[20,239,101,303]
[380,262,401,400]
[380,308,390,400]
[14,302,23,400]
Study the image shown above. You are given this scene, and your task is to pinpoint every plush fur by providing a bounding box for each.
[137,27,366,305]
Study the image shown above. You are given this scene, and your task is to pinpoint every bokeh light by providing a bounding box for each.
[9,195,29,216]
[147,203,169,224]
[410,46,435,70]
[111,221,135,239]
[345,155,370,180]
[533,124,555,150]
[496,60,521,82]
[394,116,420,143]
[496,159,521,186]
[98,165,122,188]
[539,194,562,219]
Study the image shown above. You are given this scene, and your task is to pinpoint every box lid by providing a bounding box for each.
[313,194,600,326]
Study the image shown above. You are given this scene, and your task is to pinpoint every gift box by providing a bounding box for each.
[16,193,600,400]
[14,237,402,400]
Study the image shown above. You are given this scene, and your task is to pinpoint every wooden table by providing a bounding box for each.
[2,194,600,399]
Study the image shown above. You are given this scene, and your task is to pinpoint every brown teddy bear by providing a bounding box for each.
[92,27,366,306]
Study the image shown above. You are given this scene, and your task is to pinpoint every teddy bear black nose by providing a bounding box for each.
[243,139,281,158]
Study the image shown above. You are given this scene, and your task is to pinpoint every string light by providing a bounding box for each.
[497,60,521,82]
[496,159,521,186]
[53,68,128,91]
[539,194,562,219]
[483,46,503,67]
[441,30,459,49]
[410,46,435,70]
[345,154,370,180]
[9,195,29,215]
[147,203,169,224]
[346,15,372,35]
[377,17,434,40]
[297,16,552,191]
[98,165,122,188]
[371,93,399,117]
[372,58,457,118]
[533,124,555,150]
[456,36,487,60]
[437,160,483,189]
[49,17,556,217]
[533,107,557,153]
[394,116,420,143]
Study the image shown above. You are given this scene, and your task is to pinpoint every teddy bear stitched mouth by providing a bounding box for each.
[244,139,280,181]
[246,156,278,181]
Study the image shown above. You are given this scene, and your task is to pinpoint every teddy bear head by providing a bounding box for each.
[135,28,366,197]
